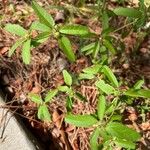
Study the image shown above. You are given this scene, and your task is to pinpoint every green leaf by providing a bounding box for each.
[133,80,144,89]
[102,65,119,87]
[78,73,95,80]
[114,139,136,149]
[4,24,27,36]
[95,80,116,95]
[82,64,102,75]
[90,128,101,150]
[113,7,142,18]
[65,114,98,127]
[62,70,72,86]
[59,24,90,36]
[28,93,43,104]
[8,38,26,57]
[30,21,51,32]
[81,42,95,52]
[97,95,106,121]
[124,89,150,98]
[44,89,58,103]
[66,96,73,112]
[106,122,141,142]
[58,86,70,92]
[103,39,116,54]
[37,105,51,121]
[32,1,54,28]
[22,39,31,64]
[59,36,76,62]
[93,41,100,58]
[102,11,109,30]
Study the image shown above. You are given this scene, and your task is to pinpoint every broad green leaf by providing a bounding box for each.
[65,114,98,127]
[82,64,102,75]
[32,1,54,28]
[59,36,76,62]
[81,42,95,52]
[90,128,101,150]
[28,93,43,104]
[114,139,136,149]
[95,80,116,95]
[113,7,142,18]
[106,122,141,142]
[102,65,119,87]
[22,39,31,64]
[124,89,150,98]
[93,41,100,58]
[4,24,27,36]
[133,80,144,89]
[62,70,72,86]
[59,24,90,36]
[97,95,106,121]
[37,105,51,121]
[103,39,116,54]
[8,38,26,57]
[44,89,58,103]
[78,73,95,80]
[30,21,51,32]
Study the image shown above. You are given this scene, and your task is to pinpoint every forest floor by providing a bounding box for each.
[0,0,150,150]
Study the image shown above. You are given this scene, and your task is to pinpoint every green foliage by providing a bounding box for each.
[28,89,58,122]
[4,24,27,36]
[22,39,31,64]
[59,36,76,62]
[62,70,73,86]
[32,1,55,28]
[97,95,106,121]
[106,122,141,142]
[65,114,98,127]
[113,7,142,18]
[59,24,91,36]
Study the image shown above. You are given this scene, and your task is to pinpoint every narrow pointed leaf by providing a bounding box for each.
[28,93,43,104]
[59,36,76,62]
[44,89,58,103]
[32,1,54,28]
[65,114,98,127]
[113,7,142,18]
[62,70,72,86]
[102,65,119,87]
[90,128,101,150]
[37,105,51,121]
[4,24,27,36]
[22,39,31,64]
[93,41,100,58]
[97,95,106,121]
[59,24,90,36]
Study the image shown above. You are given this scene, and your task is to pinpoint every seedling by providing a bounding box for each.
[28,89,58,121]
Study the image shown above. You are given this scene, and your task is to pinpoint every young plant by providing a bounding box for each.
[4,1,93,64]
[28,89,58,121]
[64,64,150,149]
